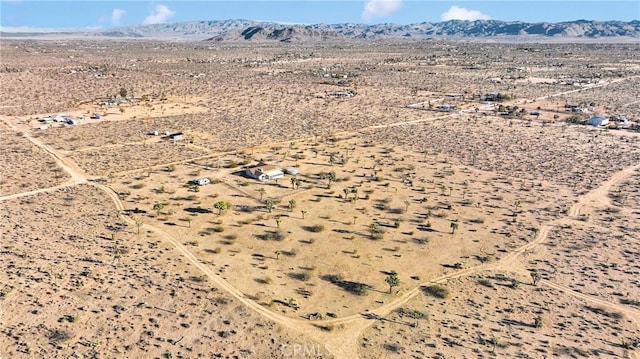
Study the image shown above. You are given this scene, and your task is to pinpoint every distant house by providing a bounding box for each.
[436,104,456,112]
[588,116,609,126]
[246,164,284,182]
[194,178,210,186]
[168,132,184,141]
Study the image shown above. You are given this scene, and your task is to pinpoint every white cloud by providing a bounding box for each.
[440,6,490,21]
[111,9,126,25]
[143,4,175,25]
[362,0,402,22]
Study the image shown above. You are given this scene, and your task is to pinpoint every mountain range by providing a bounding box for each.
[2,19,639,41]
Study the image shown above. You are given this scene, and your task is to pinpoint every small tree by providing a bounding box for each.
[489,337,500,353]
[152,203,164,217]
[214,201,229,215]
[530,270,542,286]
[135,217,144,234]
[287,199,296,212]
[265,198,274,213]
[301,210,307,219]
[274,250,282,260]
[185,216,193,228]
[534,315,543,328]
[370,222,382,239]
[450,220,459,234]
[119,87,128,98]
[327,171,336,189]
[274,215,282,229]
[257,188,266,201]
[385,270,401,294]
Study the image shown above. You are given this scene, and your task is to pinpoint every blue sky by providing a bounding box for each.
[0,1,638,31]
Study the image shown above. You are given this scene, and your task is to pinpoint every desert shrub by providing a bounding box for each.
[585,305,624,320]
[305,224,325,233]
[290,272,311,281]
[324,274,344,283]
[383,343,403,353]
[257,231,286,241]
[190,275,208,283]
[48,329,73,344]
[421,285,449,299]
[413,237,428,244]
[342,281,370,296]
[395,308,427,319]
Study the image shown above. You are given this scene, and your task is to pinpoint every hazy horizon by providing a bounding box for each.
[1,0,638,33]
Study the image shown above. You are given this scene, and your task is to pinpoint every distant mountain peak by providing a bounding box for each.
[2,19,638,41]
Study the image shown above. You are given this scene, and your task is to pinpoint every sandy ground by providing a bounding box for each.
[1,40,639,358]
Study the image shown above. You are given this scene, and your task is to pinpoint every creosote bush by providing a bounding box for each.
[421,285,449,299]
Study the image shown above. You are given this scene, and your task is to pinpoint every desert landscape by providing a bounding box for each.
[1,37,639,359]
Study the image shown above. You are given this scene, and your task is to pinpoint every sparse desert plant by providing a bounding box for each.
[450,220,459,234]
[213,200,230,215]
[369,222,384,239]
[265,198,274,213]
[422,285,449,299]
[478,279,494,288]
[530,270,542,286]
[510,279,520,289]
[385,270,401,294]
[305,224,325,233]
[152,203,164,216]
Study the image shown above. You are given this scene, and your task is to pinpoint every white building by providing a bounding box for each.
[246,165,284,182]
[194,178,210,186]
[588,116,609,126]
